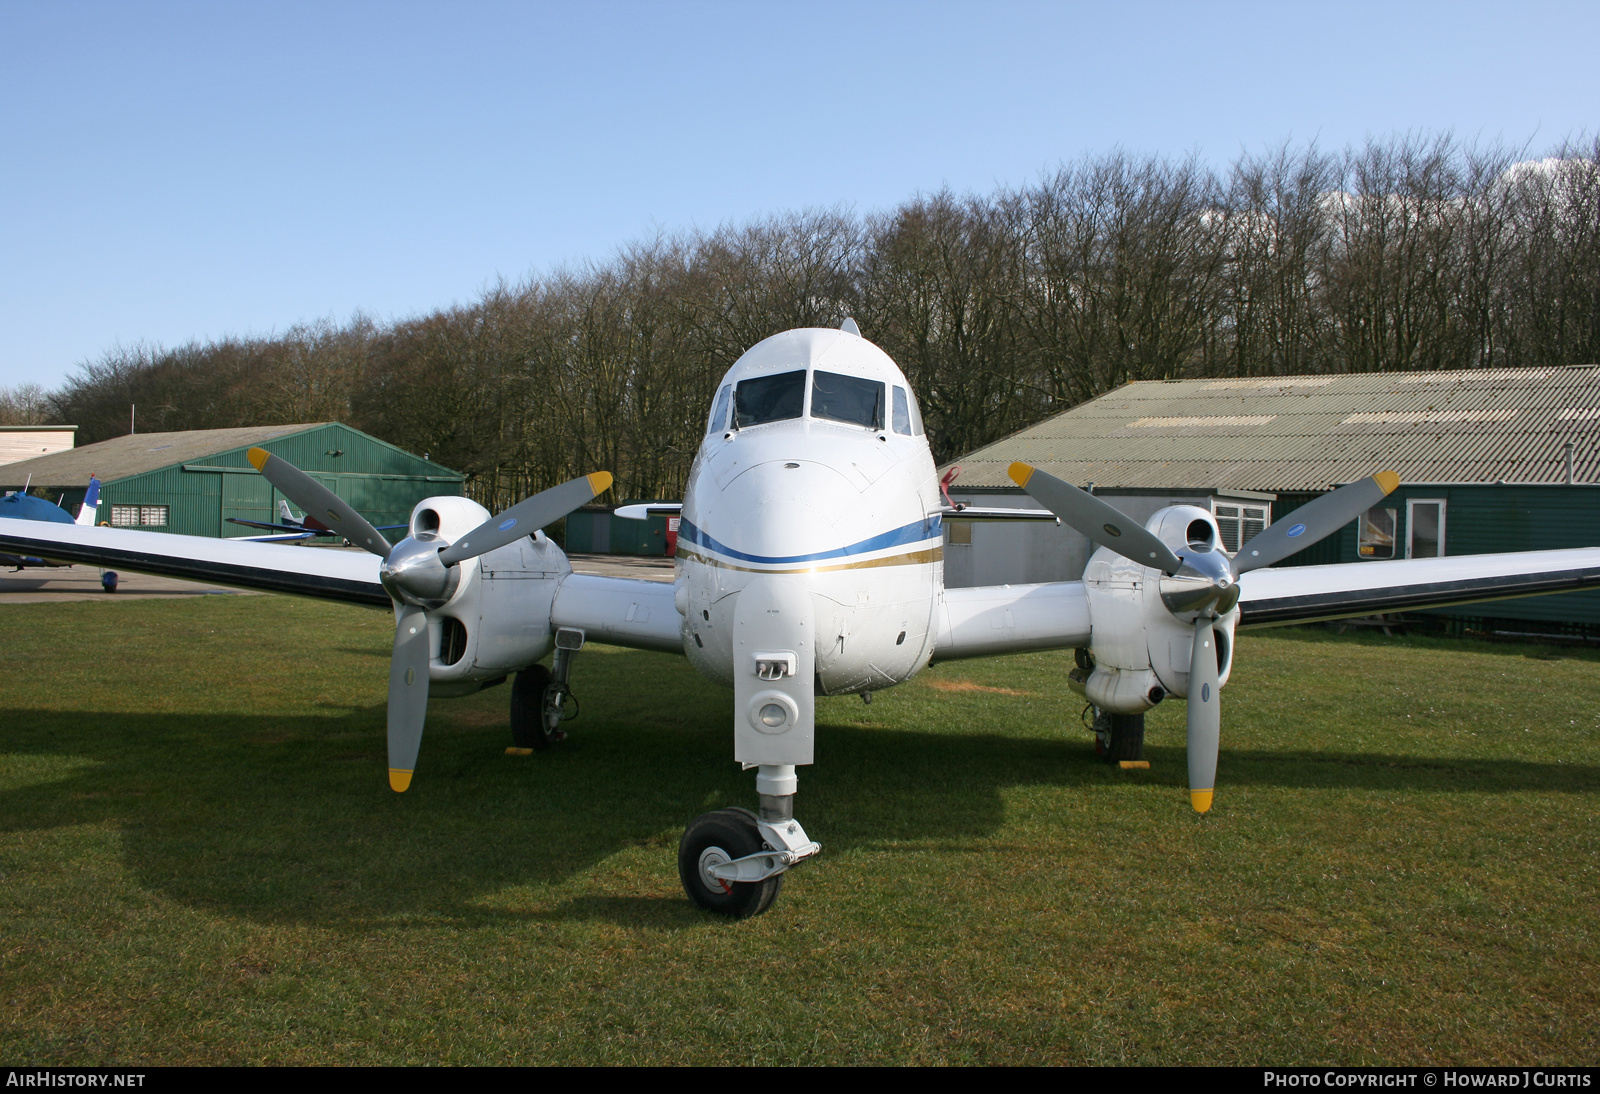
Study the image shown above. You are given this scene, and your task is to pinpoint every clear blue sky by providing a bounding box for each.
[3,0,1596,391]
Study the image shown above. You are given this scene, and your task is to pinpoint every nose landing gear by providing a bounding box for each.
[678,764,820,917]
[678,809,784,918]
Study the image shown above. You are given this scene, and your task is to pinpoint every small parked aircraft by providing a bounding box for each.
[0,476,100,569]
[3,327,1598,917]
[226,499,408,544]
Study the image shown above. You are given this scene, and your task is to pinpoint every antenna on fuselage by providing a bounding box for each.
[840,317,861,337]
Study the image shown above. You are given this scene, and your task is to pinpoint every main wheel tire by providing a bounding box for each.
[678,808,783,918]
[1105,712,1146,763]
[509,664,559,749]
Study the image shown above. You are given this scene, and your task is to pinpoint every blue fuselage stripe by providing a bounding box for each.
[679,514,942,565]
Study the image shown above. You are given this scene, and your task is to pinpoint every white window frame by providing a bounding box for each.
[1406,498,1447,559]
[1358,506,1398,560]
[110,504,169,528]
[1211,499,1271,555]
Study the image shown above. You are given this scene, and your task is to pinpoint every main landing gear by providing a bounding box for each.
[1092,710,1146,763]
[510,628,584,749]
[678,764,820,918]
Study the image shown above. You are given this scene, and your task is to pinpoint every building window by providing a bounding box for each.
[1358,507,1397,559]
[1213,503,1269,553]
[1407,499,1446,559]
[110,504,168,527]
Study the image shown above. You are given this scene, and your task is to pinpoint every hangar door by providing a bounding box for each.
[221,472,273,533]
[219,470,338,536]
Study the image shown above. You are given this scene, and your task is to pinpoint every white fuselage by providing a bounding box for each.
[676,328,945,696]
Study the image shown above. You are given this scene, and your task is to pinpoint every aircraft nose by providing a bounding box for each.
[711,460,857,560]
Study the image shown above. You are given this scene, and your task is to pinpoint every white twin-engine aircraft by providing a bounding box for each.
[5,322,1600,917]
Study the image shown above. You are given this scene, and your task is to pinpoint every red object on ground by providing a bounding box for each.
[666,515,680,556]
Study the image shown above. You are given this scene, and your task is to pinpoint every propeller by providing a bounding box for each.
[1008,461,1400,813]
[246,447,612,791]
[1008,463,1183,573]
[1186,615,1220,814]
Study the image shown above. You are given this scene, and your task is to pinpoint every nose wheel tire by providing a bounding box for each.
[678,808,784,918]
[509,664,563,749]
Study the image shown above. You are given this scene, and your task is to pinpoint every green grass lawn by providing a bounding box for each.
[1,594,1596,1065]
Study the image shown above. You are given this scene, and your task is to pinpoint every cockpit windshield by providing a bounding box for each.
[811,370,884,429]
[734,370,806,428]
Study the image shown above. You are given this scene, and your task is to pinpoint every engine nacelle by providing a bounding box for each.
[404,496,572,696]
[1082,504,1238,714]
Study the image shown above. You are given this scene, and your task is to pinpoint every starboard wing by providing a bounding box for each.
[1235,548,1600,628]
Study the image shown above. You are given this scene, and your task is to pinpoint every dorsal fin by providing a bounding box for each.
[840,317,861,337]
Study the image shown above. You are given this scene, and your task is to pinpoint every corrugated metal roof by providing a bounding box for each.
[949,365,1600,490]
[0,424,329,487]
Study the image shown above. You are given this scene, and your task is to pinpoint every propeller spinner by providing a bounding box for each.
[1008,461,1399,813]
[246,447,612,791]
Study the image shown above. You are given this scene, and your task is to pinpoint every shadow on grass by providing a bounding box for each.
[1256,623,1600,663]
[3,692,1596,932]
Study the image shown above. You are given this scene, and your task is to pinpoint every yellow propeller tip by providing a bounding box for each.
[1006,462,1034,488]
[246,447,271,472]
[1374,470,1400,494]
[587,471,613,496]
[1189,789,1214,813]
[388,769,413,793]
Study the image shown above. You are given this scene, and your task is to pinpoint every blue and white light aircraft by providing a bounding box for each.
[3,325,1598,917]
[0,476,101,569]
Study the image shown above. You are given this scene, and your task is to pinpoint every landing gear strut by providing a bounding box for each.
[678,764,820,917]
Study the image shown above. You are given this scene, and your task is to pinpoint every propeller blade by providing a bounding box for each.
[437,472,613,567]
[1008,462,1183,574]
[247,448,393,558]
[386,603,431,792]
[1233,471,1400,574]
[1186,615,1221,814]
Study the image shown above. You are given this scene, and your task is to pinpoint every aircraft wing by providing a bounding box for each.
[0,519,387,606]
[1236,548,1600,628]
[615,503,683,520]
[0,516,688,654]
[226,531,320,543]
[931,546,1600,659]
[933,581,1091,661]
[939,506,1059,522]
[224,517,324,534]
[551,573,684,653]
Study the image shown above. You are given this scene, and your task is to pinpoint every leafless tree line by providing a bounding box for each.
[18,133,1598,508]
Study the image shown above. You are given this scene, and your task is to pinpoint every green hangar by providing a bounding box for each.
[0,423,464,539]
[944,365,1600,638]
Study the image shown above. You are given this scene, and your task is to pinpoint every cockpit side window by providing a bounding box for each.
[734,370,806,428]
[812,370,885,429]
[708,384,732,435]
[892,386,912,435]
[907,385,925,435]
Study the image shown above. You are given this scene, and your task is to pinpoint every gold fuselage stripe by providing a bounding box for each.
[675,544,943,575]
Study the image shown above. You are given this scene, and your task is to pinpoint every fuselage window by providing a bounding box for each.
[735,370,806,428]
[892,386,913,435]
[812,370,884,429]
[708,384,732,434]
